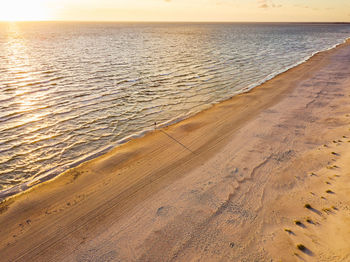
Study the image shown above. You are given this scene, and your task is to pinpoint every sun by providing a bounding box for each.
[0,0,50,21]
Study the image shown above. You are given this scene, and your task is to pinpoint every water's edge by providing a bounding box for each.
[1,36,349,203]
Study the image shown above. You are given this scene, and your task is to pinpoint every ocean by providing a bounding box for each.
[1,22,350,199]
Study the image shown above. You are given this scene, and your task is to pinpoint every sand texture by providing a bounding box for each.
[1,40,350,261]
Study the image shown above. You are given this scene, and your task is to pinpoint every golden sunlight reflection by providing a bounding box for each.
[5,23,47,127]
[0,0,50,21]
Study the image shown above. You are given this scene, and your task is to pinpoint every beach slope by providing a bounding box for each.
[1,40,350,261]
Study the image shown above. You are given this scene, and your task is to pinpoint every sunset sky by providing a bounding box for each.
[0,0,349,22]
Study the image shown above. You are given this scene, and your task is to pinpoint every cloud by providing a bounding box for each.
[258,0,268,8]
[258,0,281,9]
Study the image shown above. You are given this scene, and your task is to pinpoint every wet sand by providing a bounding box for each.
[1,40,350,261]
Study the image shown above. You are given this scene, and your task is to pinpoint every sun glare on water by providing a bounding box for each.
[0,0,50,21]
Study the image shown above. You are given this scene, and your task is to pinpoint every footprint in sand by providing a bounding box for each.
[306,218,315,225]
[294,220,306,228]
[331,152,340,156]
[284,228,295,235]
[304,204,322,216]
[156,206,174,216]
[296,244,314,256]
[322,208,334,214]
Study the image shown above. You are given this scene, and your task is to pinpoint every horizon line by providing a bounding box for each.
[1,20,350,24]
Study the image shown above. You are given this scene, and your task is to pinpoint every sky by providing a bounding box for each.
[0,0,349,22]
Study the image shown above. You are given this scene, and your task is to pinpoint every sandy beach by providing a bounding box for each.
[1,39,350,261]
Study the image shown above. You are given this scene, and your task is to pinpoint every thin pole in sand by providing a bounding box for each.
[154,121,196,155]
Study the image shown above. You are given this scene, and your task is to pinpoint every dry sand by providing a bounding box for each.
[1,40,350,261]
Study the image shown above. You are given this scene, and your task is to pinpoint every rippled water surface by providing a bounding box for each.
[1,22,350,198]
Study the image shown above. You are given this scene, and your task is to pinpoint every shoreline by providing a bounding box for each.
[1,38,350,261]
[1,36,349,203]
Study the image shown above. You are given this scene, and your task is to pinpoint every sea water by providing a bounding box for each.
[1,22,350,199]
